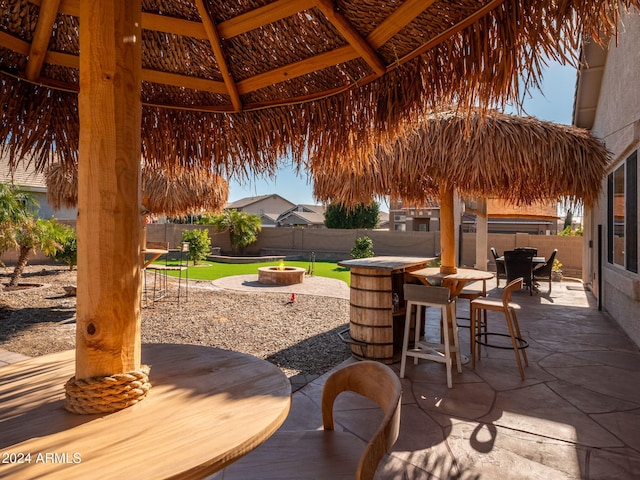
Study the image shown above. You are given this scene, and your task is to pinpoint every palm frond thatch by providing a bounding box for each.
[1,0,636,178]
[46,162,228,216]
[312,109,610,207]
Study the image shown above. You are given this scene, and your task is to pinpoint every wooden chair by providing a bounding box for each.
[221,361,402,480]
[400,283,461,388]
[533,249,558,294]
[470,277,529,379]
[491,247,507,288]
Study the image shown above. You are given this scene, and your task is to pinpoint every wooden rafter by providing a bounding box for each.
[26,0,62,81]
[367,0,437,48]
[195,0,243,111]
[313,0,385,76]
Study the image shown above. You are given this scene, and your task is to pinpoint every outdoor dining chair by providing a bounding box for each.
[221,360,402,480]
[503,249,534,295]
[400,283,462,388]
[533,249,558,294]
[470,277,529,380]
[491,247,507,288]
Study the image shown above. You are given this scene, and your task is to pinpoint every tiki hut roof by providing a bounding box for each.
[46,162,228,216]
[1,0,636,179]
[312,109,610,207]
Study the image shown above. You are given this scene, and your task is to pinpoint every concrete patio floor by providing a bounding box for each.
[3,276,640,478]
[238,277,640,479]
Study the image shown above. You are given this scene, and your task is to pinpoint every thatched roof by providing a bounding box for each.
[1,1,636,179]
[46,163,228,216]
[312,109,610,207]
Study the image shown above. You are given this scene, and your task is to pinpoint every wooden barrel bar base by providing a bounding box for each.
[339,257,432,364]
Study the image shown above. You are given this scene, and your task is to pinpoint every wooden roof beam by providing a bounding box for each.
[313,0,386,76]
[195,0,242,111]
[25,0,62,81]
[217,0,316,39]
[367,0,437,48]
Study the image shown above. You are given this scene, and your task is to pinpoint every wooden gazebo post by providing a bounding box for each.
[439,184,457,274]
[67,1,148,413]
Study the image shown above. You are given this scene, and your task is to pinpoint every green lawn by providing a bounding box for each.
[158,260,351,285]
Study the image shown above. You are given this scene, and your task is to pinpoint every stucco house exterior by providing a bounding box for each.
[575,8,640,347]
[225,194,295,227]
[0,157,76,220]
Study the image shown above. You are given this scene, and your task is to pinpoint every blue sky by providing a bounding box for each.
[227,61,578,207]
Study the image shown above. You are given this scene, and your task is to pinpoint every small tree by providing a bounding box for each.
[324,202,380,229]
[350,236,375,259]
[182,229,211,265]
[211,210,262,254]
[51,225,78,271]
[9,217,65,287]
[0,185,66,286]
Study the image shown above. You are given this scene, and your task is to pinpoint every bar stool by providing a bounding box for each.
[400,283,461,388]
[470,277,529,379]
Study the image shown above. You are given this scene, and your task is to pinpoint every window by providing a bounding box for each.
[607,151,638,273]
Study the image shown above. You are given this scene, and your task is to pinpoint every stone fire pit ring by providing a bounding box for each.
[258,266,306,285]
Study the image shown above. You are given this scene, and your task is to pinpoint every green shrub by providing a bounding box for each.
[51,226,77,271]
[182,229,211,265]
[350,236,375,259]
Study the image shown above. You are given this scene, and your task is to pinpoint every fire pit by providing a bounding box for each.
[258,265,305,285]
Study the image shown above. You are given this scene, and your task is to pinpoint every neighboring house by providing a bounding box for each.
[225,194,295,227]
[0,158,76,220]
[390,196,557,234]
[277,204,326,228]
[574,9,640,347]
[388,198,441,232]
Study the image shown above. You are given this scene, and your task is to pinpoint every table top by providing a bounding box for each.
[338,256,435,271]
[496,256,546,264]
[0,344,291,479]
[410,267,495,282]
[409,267,494,296]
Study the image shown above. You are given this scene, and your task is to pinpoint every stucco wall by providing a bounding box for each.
[587,9,640,347]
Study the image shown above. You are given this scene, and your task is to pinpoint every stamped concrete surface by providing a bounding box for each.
[4,275,640,479]
[227,278,640,479]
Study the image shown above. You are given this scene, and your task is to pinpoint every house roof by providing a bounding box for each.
[572,37,609,129]
[226,194,294,210]
[278,210,325,225]
[0,158,46,192]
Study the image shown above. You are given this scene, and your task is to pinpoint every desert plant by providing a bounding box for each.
[350,236,375,259]
[182,229,211,265]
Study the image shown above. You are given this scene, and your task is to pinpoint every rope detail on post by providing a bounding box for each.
[64,365,151,414]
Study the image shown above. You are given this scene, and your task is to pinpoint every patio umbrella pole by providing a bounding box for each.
[65,0,150,414]
[439,185,457,274]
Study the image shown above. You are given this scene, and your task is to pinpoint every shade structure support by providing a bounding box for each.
[439,185,457,274]
[67,0,149,413]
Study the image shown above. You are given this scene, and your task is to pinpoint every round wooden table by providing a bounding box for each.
[409,267,494,296]
[0,344,291,479]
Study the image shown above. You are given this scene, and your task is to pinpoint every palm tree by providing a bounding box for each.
[0,184,64,287]
[211,210,262,254]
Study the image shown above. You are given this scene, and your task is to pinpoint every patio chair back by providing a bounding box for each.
[504,250,534,295]
[533,249,558,293]
[491,247,507,287]
[221,360,402,480]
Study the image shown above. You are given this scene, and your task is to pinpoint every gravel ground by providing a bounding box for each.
[0,264,351,378]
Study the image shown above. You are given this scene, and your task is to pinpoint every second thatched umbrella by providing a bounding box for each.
[313,109,610,273]
[47,163,229,217]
